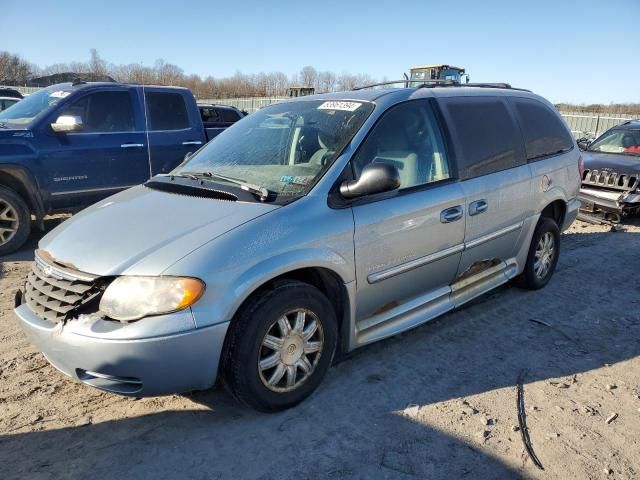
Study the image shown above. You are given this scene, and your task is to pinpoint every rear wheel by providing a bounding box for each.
[518,217,560,290]
[222,280,337,412]
[0,186,31,256]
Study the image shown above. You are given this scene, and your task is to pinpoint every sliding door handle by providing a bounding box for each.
[469,199,488,216]
[440,206,464,223]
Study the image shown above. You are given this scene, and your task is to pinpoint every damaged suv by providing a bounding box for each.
[14,84,580,411]
[579,120,640,221]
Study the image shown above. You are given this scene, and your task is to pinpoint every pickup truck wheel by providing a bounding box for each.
[222,280,337,412]
[518,217,560,290]
[0,186,31,256]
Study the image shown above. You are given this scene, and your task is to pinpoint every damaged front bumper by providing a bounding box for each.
[578,187,640,215]
[14,298,229,397]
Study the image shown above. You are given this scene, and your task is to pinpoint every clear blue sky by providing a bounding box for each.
[1,0,638,104]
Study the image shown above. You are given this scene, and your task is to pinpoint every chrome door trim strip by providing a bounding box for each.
[464,221,523,250]
[367,243,465,284]
[50,185,137,196]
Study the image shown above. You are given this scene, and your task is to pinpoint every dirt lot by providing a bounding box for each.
[0,217,639,480]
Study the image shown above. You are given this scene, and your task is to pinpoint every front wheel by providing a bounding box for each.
[0,186,31,257]
[222,280,337,412]
[518,217,560,290]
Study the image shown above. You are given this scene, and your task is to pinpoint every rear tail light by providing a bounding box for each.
[578,155,585,179]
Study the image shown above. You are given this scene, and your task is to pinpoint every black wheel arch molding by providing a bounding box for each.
[0,164,47,226]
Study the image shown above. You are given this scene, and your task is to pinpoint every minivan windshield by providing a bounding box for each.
[0,85,72,127]
[175,99,374,199]
[589,129,640,156]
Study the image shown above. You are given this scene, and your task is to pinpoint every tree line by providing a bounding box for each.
[1,49,638,112]
[0,49,379,98]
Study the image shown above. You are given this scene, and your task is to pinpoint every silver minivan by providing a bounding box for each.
[14,85,581,411]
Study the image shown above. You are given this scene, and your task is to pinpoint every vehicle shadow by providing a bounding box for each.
[1,228,639,479]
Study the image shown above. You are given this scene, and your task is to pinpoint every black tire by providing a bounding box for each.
[518,217,560,290]
[222,280,338,412]
[0,186,31,257]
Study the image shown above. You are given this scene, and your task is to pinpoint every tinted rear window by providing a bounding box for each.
[511,98,573,161]
[220,108,241,123]
[439,97,521,179]
[145,92,189,130]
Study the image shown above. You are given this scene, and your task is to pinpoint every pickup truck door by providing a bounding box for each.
[144,90,205,175]
[42,88,148,209]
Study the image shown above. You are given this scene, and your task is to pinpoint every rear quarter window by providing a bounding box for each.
[439,97,522,179]
[220,108,241,123]
[511,98,573,161]
[145,92,190,130]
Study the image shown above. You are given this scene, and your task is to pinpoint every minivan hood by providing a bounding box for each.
[40,185,278,276]
[582,151,640,174]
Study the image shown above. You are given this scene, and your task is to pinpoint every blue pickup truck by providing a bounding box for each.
[0,81,239,255]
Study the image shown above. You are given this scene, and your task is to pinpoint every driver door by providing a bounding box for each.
[350,100,465,343]
[43,89,148,209]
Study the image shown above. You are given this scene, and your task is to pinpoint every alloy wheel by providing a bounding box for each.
[534,232,555,279]
[0,198,19,246]
[258,308,324,392]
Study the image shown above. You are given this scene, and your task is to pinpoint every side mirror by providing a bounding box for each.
[340,162,400,199]
[51,115,83,133]
[577,140,592,151]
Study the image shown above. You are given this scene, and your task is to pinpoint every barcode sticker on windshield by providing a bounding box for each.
[50,91,70,98]
[318,101,362,111]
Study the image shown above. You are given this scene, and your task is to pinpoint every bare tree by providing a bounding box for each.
[89,49,107,76]
[318,71,337,93]
[0,51,34,84]
[300,66,318,88]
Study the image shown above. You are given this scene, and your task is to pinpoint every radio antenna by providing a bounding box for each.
[141,66,153,179]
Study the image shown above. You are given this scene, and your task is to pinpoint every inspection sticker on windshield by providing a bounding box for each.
[280,175,312,185]
[318,101,362,112]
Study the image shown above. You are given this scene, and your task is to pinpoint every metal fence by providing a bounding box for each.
[558,111,635,138]
[199,96,287,113]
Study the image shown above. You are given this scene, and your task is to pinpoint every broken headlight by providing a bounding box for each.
[99,276,205,322]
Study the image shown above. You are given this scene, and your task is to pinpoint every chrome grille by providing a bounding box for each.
[582,169,639,192]
[23,252,101,323]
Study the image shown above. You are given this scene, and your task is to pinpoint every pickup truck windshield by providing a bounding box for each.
[0,85,72,126]
[175,99,373,199]
[589,129,640,156]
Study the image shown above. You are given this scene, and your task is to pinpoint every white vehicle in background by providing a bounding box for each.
[0,87,23,111]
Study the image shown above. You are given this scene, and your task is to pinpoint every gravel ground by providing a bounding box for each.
[0,217,639,480]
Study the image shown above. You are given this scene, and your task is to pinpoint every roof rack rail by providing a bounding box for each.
[353,79,455,90]
[353,79,531,93]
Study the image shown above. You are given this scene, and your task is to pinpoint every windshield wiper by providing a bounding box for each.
[192,171,272,202]
[169,172,200,180]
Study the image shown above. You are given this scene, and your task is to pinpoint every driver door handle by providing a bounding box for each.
[469,199,488,216]
[121,143,144,148]
[440,205,464,223]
